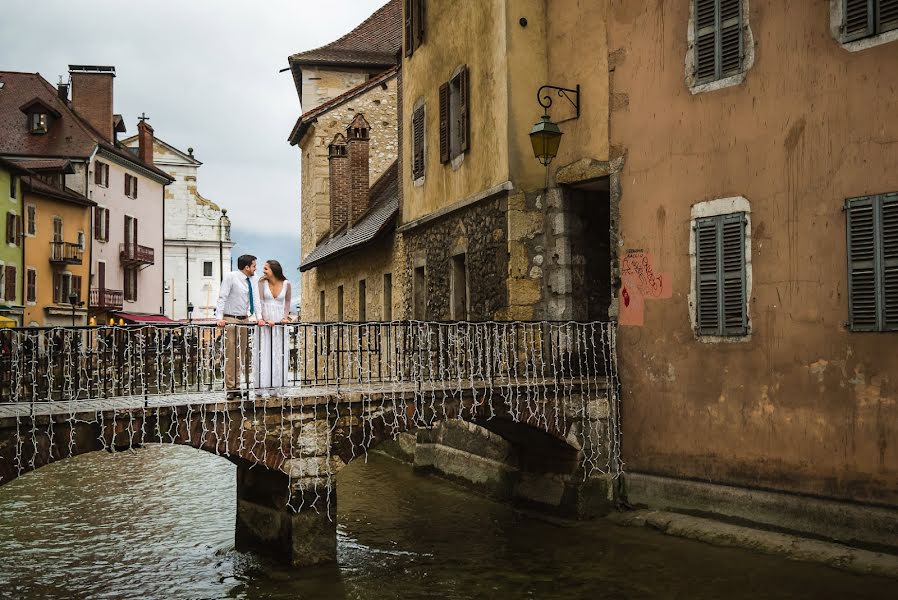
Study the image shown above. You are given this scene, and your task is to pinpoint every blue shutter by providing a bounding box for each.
[721,213,747,335]
[881,193,898,330]
[846,196,879,331]
[696,217,721,335]
[844,0,875,41]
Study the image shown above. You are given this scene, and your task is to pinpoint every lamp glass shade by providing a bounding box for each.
[529,115,563,165]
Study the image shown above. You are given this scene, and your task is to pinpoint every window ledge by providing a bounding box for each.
[838,29,898,52]
[694,331,752,344]
[689,71,748,95]
[413,175,425,188]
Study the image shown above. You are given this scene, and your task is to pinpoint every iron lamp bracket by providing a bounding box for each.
[537,84,580,118]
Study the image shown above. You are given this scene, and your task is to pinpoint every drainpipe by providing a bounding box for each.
[185,246,189,321]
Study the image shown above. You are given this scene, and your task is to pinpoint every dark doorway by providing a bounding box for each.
[567,179,612,321]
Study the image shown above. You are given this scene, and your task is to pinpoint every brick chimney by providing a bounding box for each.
[328,133,349,234]
[347,114,371,225]
[68,65,115,141]
[137,117,154,165]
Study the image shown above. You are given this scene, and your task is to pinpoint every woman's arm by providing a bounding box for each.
[257,279,268,324]
[282,282,292,322]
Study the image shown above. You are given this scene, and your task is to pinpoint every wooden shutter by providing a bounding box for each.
[844,0,874,41]
[881,193,898,330]
[404,0,414,57]
[879,0,898,34]
[72,275,82,303]
[846,196,878,330]
[695,217,721,335]
[439,82,450,164]
[124,174,129,195]
[14,215,22,246]
[415,0,426,47]
[94,162,102,185]
[412,105,425,179]
[26,269,35,303]
[720,213,747,335]
[458,66,469,153]
[694,0,742,83]
[104,208,109,242]
[134,178,138,199]
[5,213,13,244]
[104,164,109,186]
[4,266,15,301]
[53,272,61,304]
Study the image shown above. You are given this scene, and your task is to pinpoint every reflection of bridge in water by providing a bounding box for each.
[0,321,620,567]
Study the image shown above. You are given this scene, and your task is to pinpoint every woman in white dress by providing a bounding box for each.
[253,260,292,394]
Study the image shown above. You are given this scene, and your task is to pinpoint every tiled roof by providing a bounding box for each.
[288,66,399,145]
[289,0,401,68]
[10,158,73,171]
[0,71,173,183]
[24,177,94,207]
[300,161,398,271]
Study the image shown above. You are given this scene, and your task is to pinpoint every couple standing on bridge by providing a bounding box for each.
[216,254,293,399]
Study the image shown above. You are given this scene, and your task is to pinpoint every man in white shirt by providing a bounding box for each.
[216,254,258,397]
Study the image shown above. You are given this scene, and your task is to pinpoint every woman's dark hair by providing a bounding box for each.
[266,259,286,281]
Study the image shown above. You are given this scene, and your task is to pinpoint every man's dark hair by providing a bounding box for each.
[237,254,257,270]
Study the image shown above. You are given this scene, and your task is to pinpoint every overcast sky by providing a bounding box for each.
[0,0,386,243]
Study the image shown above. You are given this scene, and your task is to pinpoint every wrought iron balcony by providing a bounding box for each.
[49,241,83,265]
[119,243,154,266]
[90,287,124,310]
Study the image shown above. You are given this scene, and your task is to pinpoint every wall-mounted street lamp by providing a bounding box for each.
[529,84,580,166]
[68,292,83,327]
[187,301,195,323]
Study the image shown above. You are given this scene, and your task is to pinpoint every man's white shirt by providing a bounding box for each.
[215,270,258,320]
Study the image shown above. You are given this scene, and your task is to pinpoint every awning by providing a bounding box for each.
[112,312,176,324]
[0,315,16,328]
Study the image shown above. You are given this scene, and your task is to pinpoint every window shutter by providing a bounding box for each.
[105,164,109,186]
[695,217,721,335]
[26,269,35,303]
[104,209,109,242]
[134,217,138,244]
[72,275,82,303]
[94,163,102,185]
[719,0,742,78]
[879,0,898,34]
[15,214,22,246]
[846,196,878,331]
[412,105,425,179]
[53,272,61,304]
[94,208,101,239]
[415,0,426,47]
[5,266,15,301]
[439,82,450,164]
[844,0,874,41]
[881,193,898,330]
[134,178,138,199]
[694,0,742,82]
[721,213,747,335]
[694,0,718,81]
[124,174,129,195]
[404,0,414,57]
[459,66,469,153]
[5,213,13,244]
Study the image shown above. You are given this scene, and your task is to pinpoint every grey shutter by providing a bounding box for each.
[719,0,742,78]
[694,0,742,83]
[846,196,878,330]
[879,0,898,33]
[844,0,874,41]
[439,82,449,164]
[695,217,721,335]
[694,0,717,82]
[458,66,469,153]
[721,213,747,335]
[881,193,898,330]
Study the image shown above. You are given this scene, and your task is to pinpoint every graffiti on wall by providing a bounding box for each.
[619,250,671,326]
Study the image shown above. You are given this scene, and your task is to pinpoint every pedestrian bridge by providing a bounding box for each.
[0,320,620,566]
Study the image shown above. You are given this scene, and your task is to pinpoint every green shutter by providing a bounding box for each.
[881,193,898,330]
[696,217,721,335]
[844,0,875,41]
[879,0,898,34]
[846,196,879,331]
[694,0,742,83]
[721,212,747,335]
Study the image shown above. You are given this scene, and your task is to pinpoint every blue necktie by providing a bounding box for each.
[246,277,255,315]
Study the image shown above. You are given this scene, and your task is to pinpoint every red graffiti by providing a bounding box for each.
[622,287,630,307]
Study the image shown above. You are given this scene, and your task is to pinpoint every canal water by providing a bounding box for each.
[0,446,895,600]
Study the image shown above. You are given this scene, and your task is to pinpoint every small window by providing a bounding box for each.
[693,0,744,84]
[412,105,425,180]
[53,272,72,304]
[440,67,470,164]
[404,0,426,57]
[843,0,898,42]
[450,253,468,320]
[383,273,393,320]
[203,261,213,277]
[846,192,897,331]
[6,212,17,245]
[319,290,326,321]
[94,162,109,187]
[358,279,367,321]
[337,285,344,321]
[30,113,48,134]
[95,206,109,242]
[694,212,748,336]
[124,267,138,302]
[26,205,36,236]
[413,266,427,319]
[4,265,15,301]
[9,175,16,199]
[124,174,137,198]
[77,231,85,250]
[26,268,36,303]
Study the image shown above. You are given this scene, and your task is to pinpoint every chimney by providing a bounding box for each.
[137,117,155,165]
[346,114,370,225]
[57,79,69,102]
[328,133,349,234]
[68,65,115,141]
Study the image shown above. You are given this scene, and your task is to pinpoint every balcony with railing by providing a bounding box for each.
[90,287,124,310]
[49,241,83,265]
[119,243,154,266]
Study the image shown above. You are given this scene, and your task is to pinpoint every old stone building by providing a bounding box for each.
[398,0,611,321]
[607,0,898,546]
[122,135,233,321]
[289,0,404,321]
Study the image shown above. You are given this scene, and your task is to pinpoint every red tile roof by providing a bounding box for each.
[24,177,94,207]
[0,71,173,183]
[10,158,73,171]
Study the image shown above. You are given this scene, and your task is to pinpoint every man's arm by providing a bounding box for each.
[215,273,232,321]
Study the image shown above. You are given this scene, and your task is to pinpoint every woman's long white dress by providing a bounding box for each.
[253,279,291,390]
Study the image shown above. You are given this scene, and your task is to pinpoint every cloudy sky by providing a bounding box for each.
[0,0,386,272]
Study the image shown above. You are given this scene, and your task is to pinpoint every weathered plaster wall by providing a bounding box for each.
[609,0,898,505]
[300,67,372,113]
[299,76,399,319]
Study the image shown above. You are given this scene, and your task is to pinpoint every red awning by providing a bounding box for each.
[113,312,176,324]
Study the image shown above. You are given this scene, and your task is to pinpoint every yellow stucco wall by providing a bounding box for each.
[22,192,91,326]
